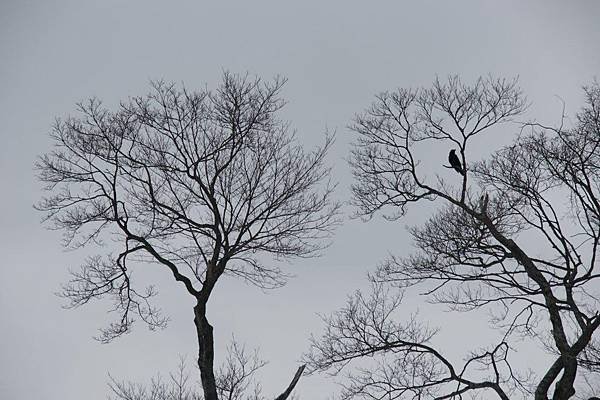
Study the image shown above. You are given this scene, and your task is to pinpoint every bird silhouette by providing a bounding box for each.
[448,149,465,176]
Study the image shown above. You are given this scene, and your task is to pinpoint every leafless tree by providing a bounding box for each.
[306,76,600,399]
[108,357,202,400]
[37,72,339,400]
[108,340,268,400]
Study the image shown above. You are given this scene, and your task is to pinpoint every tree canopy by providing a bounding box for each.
[307,77,600,400]
[37,73,339,400]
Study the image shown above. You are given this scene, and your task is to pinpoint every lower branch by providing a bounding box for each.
[275,364,305,400]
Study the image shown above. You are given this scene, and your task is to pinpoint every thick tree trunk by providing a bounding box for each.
[194,302,219,400]
[535,356,564,400]
[552,355,577,400]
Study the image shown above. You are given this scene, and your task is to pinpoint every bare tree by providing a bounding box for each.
[108,358,202,400]
[108,340,267,400]
[37,72,339,400]
[306,76,600,399]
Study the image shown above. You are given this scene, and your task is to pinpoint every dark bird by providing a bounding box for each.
[448,149,465,176]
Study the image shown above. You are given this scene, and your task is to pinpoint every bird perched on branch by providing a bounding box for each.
[448,149,465,176]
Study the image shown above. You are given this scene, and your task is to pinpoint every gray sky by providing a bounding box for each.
[1,1,600,399]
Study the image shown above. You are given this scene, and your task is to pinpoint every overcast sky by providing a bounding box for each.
[2,1,600,399]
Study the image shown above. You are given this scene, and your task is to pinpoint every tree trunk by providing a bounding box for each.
[552,354,577,400]
[194,302,218,400]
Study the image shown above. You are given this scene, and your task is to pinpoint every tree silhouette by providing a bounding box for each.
[37,72,340,400]
[307,76,600,399]
[108,340,269,400]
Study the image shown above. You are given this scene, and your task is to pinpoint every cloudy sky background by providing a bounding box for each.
[2,1,600,399]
